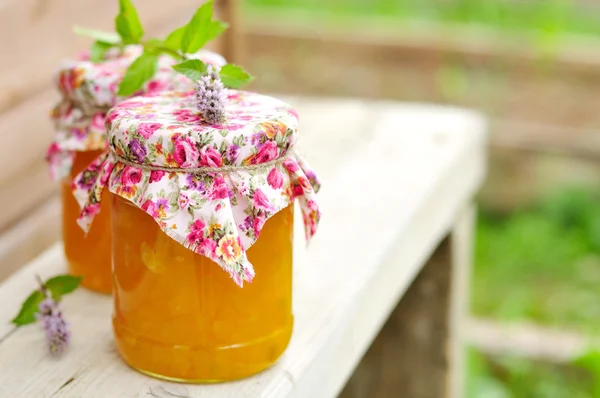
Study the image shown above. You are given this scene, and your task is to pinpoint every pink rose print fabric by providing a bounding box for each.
[73,90,321,286]
[47,46,227,180]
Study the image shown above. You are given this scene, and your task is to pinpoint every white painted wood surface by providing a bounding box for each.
[0,99,487,398]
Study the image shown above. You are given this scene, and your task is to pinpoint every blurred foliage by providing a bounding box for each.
[247,0,600,37]
[468,348,594,397]
[574,350,600,397]
[473,188,600,334]
[468,187,600,396]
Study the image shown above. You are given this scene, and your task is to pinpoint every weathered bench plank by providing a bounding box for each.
[0,101,486,397]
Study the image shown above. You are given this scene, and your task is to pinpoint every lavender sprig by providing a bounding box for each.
[37,292,70,355]
[195,65,227,125]
[11,274,80,356]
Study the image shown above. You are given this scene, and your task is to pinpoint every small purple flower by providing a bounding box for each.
[305,170,317,180]
[71,127,87,140]
[128,139,147,162]
[226,144,239,164]
[37,295,70,355]
[156,197,170,212]
[239,215,253,232]
[250,131,263,146]
[186,174,207,193]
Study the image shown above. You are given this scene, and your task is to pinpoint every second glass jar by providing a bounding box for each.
[62,150,112,293]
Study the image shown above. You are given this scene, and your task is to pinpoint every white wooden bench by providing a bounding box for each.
[0,98,487,398]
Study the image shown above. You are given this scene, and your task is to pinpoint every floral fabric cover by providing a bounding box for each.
[47,46,227,181]
[73,90,321,286]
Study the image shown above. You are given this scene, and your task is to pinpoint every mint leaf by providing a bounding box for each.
[143,38,164,52]
[172,59,208,81]
[12,290,44,326]
[220,64,254,89]
[203,21,228,48]
[90,41,114,63]
[181,1,212,53]
[72,25,121,44]
[164,26,186,51]
[115,0,144,44]
[145,40,185,61]
[180,1,228,54]
[45,275,82,301]
[118,52,158,96]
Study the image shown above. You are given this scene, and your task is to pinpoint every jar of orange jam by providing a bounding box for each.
[72,90,321,381]
[62,149,112,292]
[48,47,226,293]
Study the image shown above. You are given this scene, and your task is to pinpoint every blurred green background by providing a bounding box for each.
[469,188,600,397]
[248,0,600,36]
[245,1,600,396]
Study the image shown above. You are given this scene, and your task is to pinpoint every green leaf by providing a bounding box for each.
[203,20,228,48]
[115,0,144,44]
[181,1,212,52]
[90,41,114,63]
[12,290,44,326]
[142,38,165,53]
[117,52,158,96]
[172,59,208,81]
[164,26,186,51]
[142,39,184,61]
[72,25,121,44]
[180,1,228,53]
[45,275,82,301]
[220,64,254,89]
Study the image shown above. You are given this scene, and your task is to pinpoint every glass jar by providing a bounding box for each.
[72,90,321,383]
[111,194,294,382]
[62,150,112,293]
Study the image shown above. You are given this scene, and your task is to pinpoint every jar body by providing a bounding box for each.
[62,150,112,293]
[111,194,294,382]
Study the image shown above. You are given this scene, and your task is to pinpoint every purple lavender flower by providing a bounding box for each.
[195,66,227,125]
[37,295,70,355]
[128,139,147,163]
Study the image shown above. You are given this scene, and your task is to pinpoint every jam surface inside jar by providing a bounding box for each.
[62,150,112,293]
[111,194,294,382]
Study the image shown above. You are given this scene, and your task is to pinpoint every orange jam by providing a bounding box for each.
[111,194,294,382]
[62,150,112,294]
